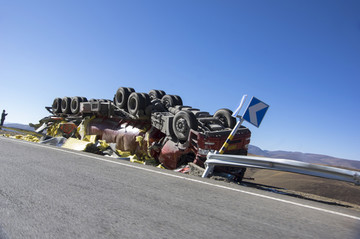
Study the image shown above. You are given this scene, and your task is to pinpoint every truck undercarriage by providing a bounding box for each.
[35,87,251,181]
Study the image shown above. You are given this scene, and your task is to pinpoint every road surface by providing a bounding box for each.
[0,137,359,238]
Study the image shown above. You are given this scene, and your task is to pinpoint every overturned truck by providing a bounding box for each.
[38,87,251,181]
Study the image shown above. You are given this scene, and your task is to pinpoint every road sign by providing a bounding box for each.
[243,97,269,127]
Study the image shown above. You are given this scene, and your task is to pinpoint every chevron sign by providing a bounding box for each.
[243,97,269,127]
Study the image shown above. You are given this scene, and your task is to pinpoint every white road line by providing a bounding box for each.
[2,136,360,221]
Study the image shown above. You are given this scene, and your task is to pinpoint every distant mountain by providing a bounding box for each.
[3,123,34,131]
[248,145,360,170]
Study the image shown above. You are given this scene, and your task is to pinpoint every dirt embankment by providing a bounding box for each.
[242,168,360,209]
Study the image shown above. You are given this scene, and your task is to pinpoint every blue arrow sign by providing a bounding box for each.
[243,97,269,127]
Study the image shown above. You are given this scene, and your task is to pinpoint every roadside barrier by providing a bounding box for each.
[202,152,360,185]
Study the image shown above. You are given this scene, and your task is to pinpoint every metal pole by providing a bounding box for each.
[231,94,247,117]
[218,95,247,154]
[218,119,244,154]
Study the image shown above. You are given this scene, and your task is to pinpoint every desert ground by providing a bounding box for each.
[242,168,360,209]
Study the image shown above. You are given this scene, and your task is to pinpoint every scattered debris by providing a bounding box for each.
[4,134,40,143]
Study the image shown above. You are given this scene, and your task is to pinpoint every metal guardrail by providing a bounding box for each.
[202,152,360,185]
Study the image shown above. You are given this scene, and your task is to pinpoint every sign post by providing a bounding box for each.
[217,95,269,154]
[217,95,247,154]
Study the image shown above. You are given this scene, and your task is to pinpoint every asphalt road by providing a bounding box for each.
[0,137,359,239]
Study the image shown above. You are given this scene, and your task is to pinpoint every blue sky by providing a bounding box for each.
[1,0,359,161]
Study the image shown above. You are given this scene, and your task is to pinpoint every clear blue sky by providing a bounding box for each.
[1,1,359,161]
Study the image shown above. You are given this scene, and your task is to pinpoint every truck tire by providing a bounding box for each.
[127,87,135,93]
[214,108,236,128]
[149,90,166,100]
[161,95,178,108]
[157,90,166,98]
[173,110,198,142]
[52,98,62,114]
[140,93,151,106]
[173,95,183,106]
[127,92,146,116]
[115,87,132,110]
[70,96,82,114]
[61,97,72,114]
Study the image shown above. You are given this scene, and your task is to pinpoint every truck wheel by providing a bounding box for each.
[140,93,151,106]
[70,96,82,114]
[115,87,132,110]
[61,97,72,114]
[52,98,62,114]
[214,108,236,128]
[149,90,166,100]
[127,92,146,116]
[157,90,166,98]
[161,95,177,108]
[127,87,135,93]
[173,95,183,106]
[173,110,198,142]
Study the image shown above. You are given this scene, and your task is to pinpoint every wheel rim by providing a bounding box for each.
[172,110,198,142]
[175,118,188,134]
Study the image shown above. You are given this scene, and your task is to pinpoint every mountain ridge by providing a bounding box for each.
[3,123,35,132]
[248,145,360,170]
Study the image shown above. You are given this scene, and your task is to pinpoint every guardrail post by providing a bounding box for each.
[355,173,360,185]
[202,164,215,178]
